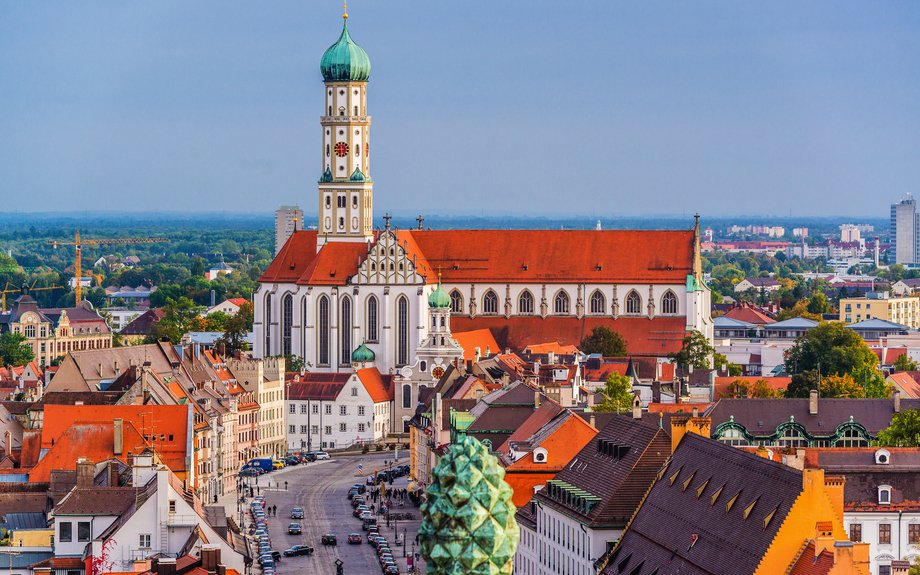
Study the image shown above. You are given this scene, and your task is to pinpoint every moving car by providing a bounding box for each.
[288,523,302,534]
[348,533,362,544]
[321,534,337,546]
[282,545,314,557]
[315,452,330,460]
[291,508,304,519]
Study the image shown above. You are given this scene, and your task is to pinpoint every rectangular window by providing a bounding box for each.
[325,426,332,435]
[289,404,295,413]
[325,405,332,415]
[301,404,308,414]
[60,522,72,542]
[289,425,296,434]
[352,387,358,396]
[879,523,891,544]
[340,406,347,415]
[880,566,891,575]
[169,500,176,513]
[358,423,365,432]
[312,405,319,414]
[358,406,365,416]
[139,534,151,548]
[78,521,91,542]
[849,523,861,542]
[312,425,319,434]
[910,524,920,544]
[300,425,307,434]
[340,423,347,432]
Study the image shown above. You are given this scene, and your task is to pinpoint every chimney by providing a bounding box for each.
[692,406,699,417]
[76,458,94,488]
[157,558,176,575]
[589,413,596,429]
[632,391,642,420]
[108,461,119,487]
[548,351,555,365]
[216,566,226,575]
[893,388,901,413]
[587,389,595,407]
[219,342,226,358]
[809,389,818,415]
[534,390,541,409]
[201,544,221,573]
[3,430,10,456]
[113,418,123,456]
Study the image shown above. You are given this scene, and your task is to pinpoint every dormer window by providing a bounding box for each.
[879,485,892,505]
[875,448,891,465]
[533,447,548,464]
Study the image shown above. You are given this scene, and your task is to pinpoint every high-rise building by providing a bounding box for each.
[890,194,919,264]
[275,205,303,255]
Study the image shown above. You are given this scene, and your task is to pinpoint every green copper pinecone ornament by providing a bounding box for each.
[418,435,519,575]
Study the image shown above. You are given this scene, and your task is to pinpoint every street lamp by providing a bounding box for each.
[403,528,407,557]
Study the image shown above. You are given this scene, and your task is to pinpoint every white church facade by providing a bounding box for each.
[254,13,713,433]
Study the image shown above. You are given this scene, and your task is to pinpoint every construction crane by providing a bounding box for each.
[1,282,64,312]
[48,231,170,304]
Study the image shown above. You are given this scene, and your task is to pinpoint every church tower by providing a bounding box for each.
[317,9,374,250]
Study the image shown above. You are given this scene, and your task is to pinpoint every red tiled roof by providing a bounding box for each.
[286,375,351,401]
[885,348,909,365]
[260,231,320,283]
[452,329,502,360]
[888,372,920,399]
[29,557,85,569]
[723,307,775,324]
[788,541,834,575]
[29,420,150,482]
[450,316,687,356]
[648,402,712,413]
[496,400,564,456]
[225,298,249,307]
[296,241,374,285]
[523,342,579,355]
[357,367,393,403]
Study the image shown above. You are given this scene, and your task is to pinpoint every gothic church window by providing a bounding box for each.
[318,296,330,366]
[589,291,605,315]
[626,291,641,314]
[282,294,293,356]
[519,291,534,315]
[450,290,463,313]
[483,290,498,315]
[367,295,379,342]
[340,296,352,365]
[326,195,331,208]
[264,294,272,356]
[662,291,678,314]
[554,291,570,314]
[397,296,409,366]
[403,384,411,409]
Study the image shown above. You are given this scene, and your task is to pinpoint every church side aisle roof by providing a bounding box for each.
[296,241,374,286]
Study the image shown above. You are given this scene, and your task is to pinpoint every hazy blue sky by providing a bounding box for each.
[1,1,918,217]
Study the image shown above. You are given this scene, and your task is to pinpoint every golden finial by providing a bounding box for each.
[343,1,348,19]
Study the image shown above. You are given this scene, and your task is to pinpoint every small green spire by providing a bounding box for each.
[351,339,375,364]
[428,271,451,309]
[349,165,367,182]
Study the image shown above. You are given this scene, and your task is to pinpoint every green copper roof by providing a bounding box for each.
[428,280,451,309]
[419,435,519,574]
[320,21,371,82]
[351,340,375,363]
[318,167,334,183]
[349,165,367,182]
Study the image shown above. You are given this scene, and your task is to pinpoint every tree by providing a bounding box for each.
[806,292,831,315]
[852,364,892,399]
[721,379,750,398]
[775,302,823,322]
[895,353,919,372]
[668,330,715,370]
[819,374,862,398]
[784,322,877,377]
[785,370,819,398]
[876,407,920,447]
[0,332,35,367]
[215,302,253,356]
[751,379,780,398]
[143,297,203,344]
[284,355,308,373]
[593,372,634,413]
[192,256,206,278]
[579,326,628,356]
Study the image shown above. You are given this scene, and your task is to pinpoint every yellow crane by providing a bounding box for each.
[1,282,64,312]
[48,231,170,304]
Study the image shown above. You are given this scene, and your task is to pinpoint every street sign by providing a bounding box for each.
[359,464,363,471]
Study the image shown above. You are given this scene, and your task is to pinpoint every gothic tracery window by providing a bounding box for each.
[483,290,498,315]
[589,290,605,315]
[397,296,409,366]
[518,291,534,315]
[450,290,463,314]
[554,291,570,314]
[318,295,330,366]
[626,290,641,314]
[282,294,293,356]
[662,291,678,314]
[367,295,379,342]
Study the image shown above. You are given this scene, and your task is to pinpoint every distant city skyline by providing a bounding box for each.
[1,1,918,216]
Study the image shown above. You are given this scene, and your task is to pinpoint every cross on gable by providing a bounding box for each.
[417,215,425,230]
[383,213,391,230]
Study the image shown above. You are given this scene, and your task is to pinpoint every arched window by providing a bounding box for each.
[318,296,330,366]
[519,291,534,315]
[450,290,463,314]
[282,294,293,356]
[354,105,359,116]
[718,428,749,446]
[589,291,605,315]
[662,291,678,314]
[24,325,35,338]
[626,290,641,314]
[482,290,498,315]
[264,294,272,356]
[340,296,352,365]
[302,296,308,358]
[403,384,412,409]
[397,296,409,366]
[328,106,332,116]
[554,291,570,314]
[366,295,378,342]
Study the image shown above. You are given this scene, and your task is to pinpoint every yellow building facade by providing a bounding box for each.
[839,293,920,327]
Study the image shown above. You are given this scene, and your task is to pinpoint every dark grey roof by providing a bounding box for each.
[6,552,53,569]
[3,512,47,530]
[600,433,805,575]
[813,449,920,512]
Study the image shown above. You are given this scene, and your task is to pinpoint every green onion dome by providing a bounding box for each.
[428,281,451,309]
[351,340,375,363]
[349,166,367,182]
[320,20,371,82]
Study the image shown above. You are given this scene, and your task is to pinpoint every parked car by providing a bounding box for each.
[315,452,330,460]
[272,460,284,469]
[348,533,362,544]
[291,508,304,519]
[384,566,400,575]
[354,505,369,518]
[321,534,337,546]
[288,523,302,534]
[282,545,314,557]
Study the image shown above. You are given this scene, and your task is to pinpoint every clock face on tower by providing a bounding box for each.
[432,366,445,379]
[334,142,349,157]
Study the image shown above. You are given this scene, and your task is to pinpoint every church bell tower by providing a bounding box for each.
[317,8,374,251]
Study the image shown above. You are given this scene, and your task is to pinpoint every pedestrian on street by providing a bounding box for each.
[273,505,277,516]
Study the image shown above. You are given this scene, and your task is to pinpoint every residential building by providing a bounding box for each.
[891,194,919,265]
[119,308,165,344]
[734,277,781,294]
[890,278,920,296]
[284,367,393,451]
[275,205,303,256]
[597,425,866,575]
[207,262,233,281]
[841,224,862,243]
[0,294,113,368]
[225,356,285,458]
[516,415,670,575]
[205,298,250,317]
[839,292,920,328]
[254,17,713,378]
